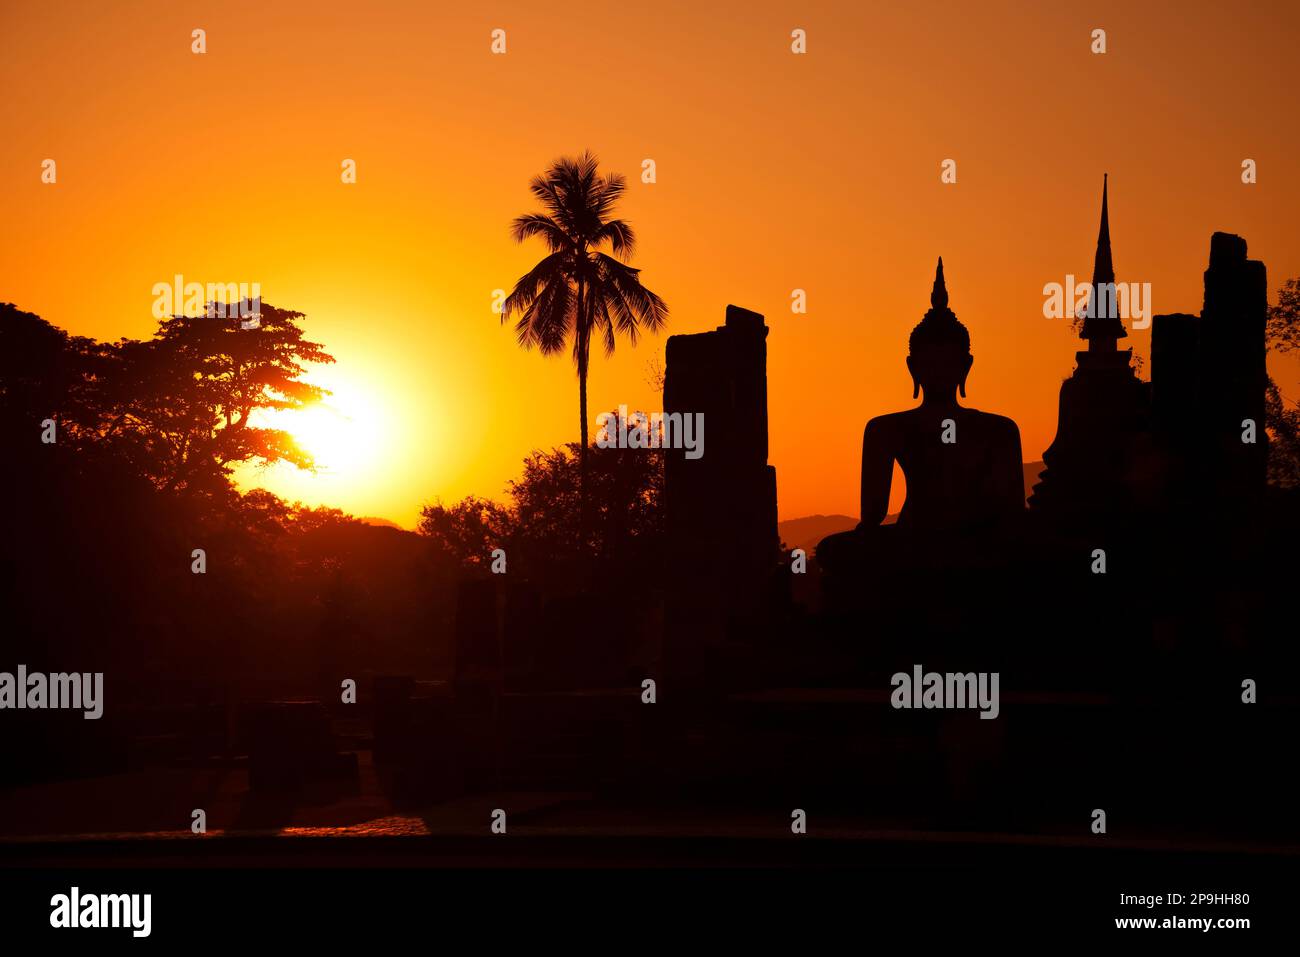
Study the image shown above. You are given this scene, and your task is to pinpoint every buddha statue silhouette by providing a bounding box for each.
[818,259,1024,584]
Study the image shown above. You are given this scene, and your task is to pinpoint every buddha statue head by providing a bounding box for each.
[907,257,972,400]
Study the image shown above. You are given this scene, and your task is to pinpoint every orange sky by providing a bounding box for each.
[3,0,1299,527]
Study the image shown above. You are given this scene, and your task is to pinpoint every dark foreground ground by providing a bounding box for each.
[1,830,1286,944]
[2,681,1293,942]
[1,755,1291,943]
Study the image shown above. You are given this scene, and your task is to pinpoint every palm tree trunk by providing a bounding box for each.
[579,353,589,466]
[577,335,592,548]
[575,277,590,547]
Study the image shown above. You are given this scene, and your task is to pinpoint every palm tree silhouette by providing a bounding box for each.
[502,151,668,519]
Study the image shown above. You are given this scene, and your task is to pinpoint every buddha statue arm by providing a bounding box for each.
[996,420,1026,515]
[859,420,893,528]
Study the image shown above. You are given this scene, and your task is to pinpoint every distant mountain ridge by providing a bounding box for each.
[358,516,405,530]
[779,461,1045,553]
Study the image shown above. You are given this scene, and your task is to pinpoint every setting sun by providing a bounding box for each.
[236,368,399,516]
[283,390,383,476]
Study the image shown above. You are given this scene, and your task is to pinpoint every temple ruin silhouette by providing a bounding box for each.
[663,305,781,693]
[1149,232,1269,522]
[1029,175,1152,529]
[1030,176,1269,534]
[5,176,1295,868]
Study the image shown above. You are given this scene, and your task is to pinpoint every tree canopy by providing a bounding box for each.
[1,300,333,495]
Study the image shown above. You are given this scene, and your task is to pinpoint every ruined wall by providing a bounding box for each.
[1150,232,1268,517]
[662,305,780,691]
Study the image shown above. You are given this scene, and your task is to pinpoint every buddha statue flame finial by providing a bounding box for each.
[931,256,949,310]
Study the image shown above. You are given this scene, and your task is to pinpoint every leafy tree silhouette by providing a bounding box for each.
[99,301,335,493]
[501,152,668,525]
[3,299,334,495]
[1266,277,1300,486]
[419,421,664,587]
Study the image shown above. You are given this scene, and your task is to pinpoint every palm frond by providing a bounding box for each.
[595,298,617,356]
[590,173,626,221]
[593,218,636,260]
[502,253,566,323]
[511,213,570,251]
[595,253,669,333]
[516,275,572,355]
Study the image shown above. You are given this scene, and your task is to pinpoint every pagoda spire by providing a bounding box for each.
[1092,173,1114,286]
[1080,173,1127,349]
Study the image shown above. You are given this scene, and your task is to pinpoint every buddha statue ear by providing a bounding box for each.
[906,356,920,399]
[959,354,973,398]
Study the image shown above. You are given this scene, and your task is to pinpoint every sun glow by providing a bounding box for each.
[287,393,383,476]
[286,372,390,479]
[235,367,404,516]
